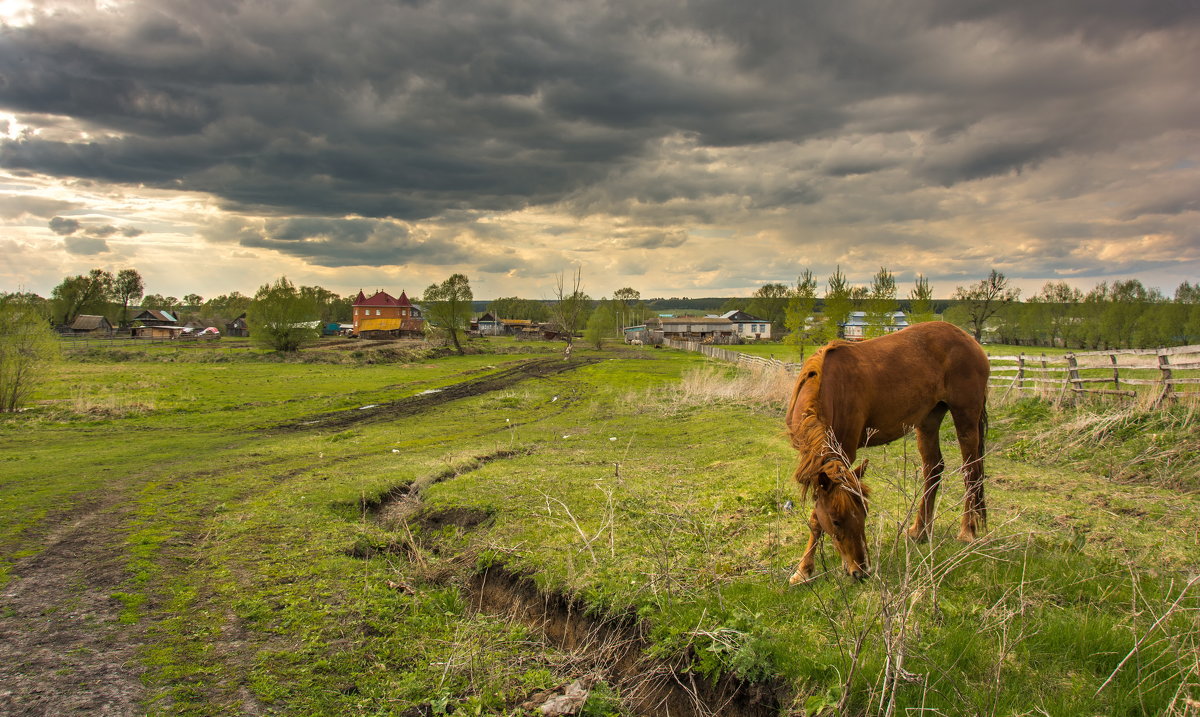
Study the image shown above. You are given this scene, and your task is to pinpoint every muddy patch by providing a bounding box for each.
[469,566,785,716]
[0,499,145,716]
[276,358,597,432]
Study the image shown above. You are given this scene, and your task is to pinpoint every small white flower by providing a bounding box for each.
[562,434,570,439]
[609,437,616,441]
[551,396,558,402]
[506,418,510,423]
[391,449,400,453]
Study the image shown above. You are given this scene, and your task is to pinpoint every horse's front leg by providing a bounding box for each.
[908,416,945,542]
[790,513,823,585]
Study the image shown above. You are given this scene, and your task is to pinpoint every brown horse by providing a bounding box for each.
[785,321,989,583]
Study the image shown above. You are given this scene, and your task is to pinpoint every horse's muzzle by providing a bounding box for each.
[850,568,870,581]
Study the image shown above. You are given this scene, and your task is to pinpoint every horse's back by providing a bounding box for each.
[821,322,987,438]
[854,321,987,383]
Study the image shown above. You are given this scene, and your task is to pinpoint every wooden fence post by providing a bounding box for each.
[1154,350,1173,408]
[1109,353,1120,394]
[1066,353,1082,401]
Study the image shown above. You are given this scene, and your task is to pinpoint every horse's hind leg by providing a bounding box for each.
[790,513,824,585]
[908,406,947,542]
[950,404,986,542]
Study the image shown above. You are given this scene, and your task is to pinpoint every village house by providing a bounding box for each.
[841,311,910,340]
[128,309,179,327]
[353,290,424,339]
[658,316,739,344]
[225,314,249,337]
[133,325,186,339]
[719,310,772,341]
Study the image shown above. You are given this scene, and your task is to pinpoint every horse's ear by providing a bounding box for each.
[816,471,835,493]
[853,459,869,480]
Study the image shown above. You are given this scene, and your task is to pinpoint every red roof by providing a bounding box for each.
[355,290,413,308]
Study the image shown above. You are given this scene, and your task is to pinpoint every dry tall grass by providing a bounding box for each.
[657,363,794,413]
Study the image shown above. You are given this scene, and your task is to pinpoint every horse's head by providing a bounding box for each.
[811,459,871,580]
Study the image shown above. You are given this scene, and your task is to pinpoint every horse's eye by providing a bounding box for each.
[831,519,841,528]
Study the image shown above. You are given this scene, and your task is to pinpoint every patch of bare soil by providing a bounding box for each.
[0,499,145,716]
[468,566,785,717]
[275,357,598,432]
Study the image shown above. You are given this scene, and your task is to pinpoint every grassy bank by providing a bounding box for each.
[1,342,1196,715]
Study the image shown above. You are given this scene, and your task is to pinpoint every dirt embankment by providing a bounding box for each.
[357,455,786,716]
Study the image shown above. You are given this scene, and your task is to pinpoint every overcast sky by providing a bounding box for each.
[1,0,1197,302]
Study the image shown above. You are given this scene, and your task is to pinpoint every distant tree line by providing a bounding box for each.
[984,279,1200,349]
[15,267,1199,353]
[27,267,356,329]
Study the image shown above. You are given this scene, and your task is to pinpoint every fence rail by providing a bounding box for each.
[666,338,1200,406]
[986,345,1200,405]
[665,339,802,373]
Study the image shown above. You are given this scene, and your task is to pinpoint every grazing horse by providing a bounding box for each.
[785,321,989,583]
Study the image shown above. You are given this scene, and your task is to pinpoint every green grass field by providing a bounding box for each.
[1,339,1197,715]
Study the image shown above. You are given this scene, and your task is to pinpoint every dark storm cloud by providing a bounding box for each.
[2,0,1198,269]
[47,214,143,239]
[202,216,472,268]
[48,216,80,235]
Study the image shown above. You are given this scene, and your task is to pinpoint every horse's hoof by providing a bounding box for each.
[789,570,815,585]
[906,527,929,543]
[956,529,977,543]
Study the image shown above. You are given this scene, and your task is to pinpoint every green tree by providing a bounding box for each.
[487,297,549,322]
[612,287,641,332]
[200,292,252,323]
[299,285,351,323]
[183,293,203,307]
[948,269,1019,342]
[247,277,320,352]
[747,283,790,330]
[1176,281,1199,304]
[0,297,60,412]
[849,285,869,309]
[865,266,898,338]
[1102,279,1151,349]
[584,298,616,349]
[823,266,853,339]
[422,273,474,355]
[908,274,936,324]
[1036,281,1083,347]
[783,269,824,359]
[113,269,144,327]
[50,269,114,325]
[547,268,589,356]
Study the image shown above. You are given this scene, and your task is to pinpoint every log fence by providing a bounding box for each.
[983,345,1200,405]
[666,338,1200,406]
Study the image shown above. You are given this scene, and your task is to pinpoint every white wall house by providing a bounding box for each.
[841,311,910,340]
[720,310,772,341]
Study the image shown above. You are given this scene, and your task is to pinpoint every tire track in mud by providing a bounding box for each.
[274,357,598,432]
[0,452,313,716]
[0,494,146,716]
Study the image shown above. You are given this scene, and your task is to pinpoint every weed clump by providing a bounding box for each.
[994,396,1200,490]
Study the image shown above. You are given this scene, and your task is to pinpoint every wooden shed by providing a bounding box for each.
[64,315,113,336]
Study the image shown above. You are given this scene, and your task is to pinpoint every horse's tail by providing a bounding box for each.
[978,405,989,529]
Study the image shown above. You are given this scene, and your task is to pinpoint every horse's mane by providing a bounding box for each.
[788,342,869,503]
